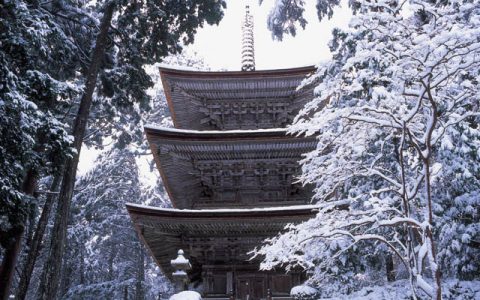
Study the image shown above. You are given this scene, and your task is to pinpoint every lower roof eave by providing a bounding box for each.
[126,203,318,276]
[126,203,319,219]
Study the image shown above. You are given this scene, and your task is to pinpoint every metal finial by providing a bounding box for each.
[241,4,255,71]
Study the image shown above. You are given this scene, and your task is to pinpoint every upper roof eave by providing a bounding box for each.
[158,65,316,79]
[158,65,317,130]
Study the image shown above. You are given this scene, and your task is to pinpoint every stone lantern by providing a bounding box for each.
[171,249,191,292]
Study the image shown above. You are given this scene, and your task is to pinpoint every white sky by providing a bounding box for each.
[78,0,352,177]
[185,0,351,70]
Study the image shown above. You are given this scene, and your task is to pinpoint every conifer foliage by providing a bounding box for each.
[1,0,225,298]
[63,149,171,299]
[0,2,80,297]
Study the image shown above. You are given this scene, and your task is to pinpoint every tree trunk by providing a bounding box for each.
[0,166,38,299]
[421,85,442,299]
[423,158,442,300]
[25,201,37,252]
[107,242,114,299]
[80,246,85,285]
[135,244,145,300]
[108,242,114,281]
[0,226,24,300]
[386,253,396,282]
[36,3,116,299]
[16,173,62,300]
[58,246,71,299]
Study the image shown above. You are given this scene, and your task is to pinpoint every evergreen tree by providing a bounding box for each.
[0,1,82,296]
[1,0,225,298]
[30,1,226,298]
[55,52,209,300]
[61,149,171,299]
[11,48,208,298]
[262,0,357,40]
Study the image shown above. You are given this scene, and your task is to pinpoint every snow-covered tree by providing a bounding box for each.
[40,52,208,300]
[62,149,171,299]
[256,1,480,299]
[1,0,224,297]
[262,0,359,40]
[36,1,226,298]
[0,1,86,296]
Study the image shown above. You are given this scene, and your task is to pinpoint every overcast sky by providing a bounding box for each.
[185,0,352,70]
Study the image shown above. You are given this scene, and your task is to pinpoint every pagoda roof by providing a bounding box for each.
[126,203,318,277]
[159,65,316,130]
[158,65,315,78]
[145,126,317,209]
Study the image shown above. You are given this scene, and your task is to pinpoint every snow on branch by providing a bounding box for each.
[258,0,480,298]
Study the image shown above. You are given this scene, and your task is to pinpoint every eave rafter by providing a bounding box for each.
[169,79,305,100]
[145,127,317,209]
[127,203,318,277]
[159,66,316,130]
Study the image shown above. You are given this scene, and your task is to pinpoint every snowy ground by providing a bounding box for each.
[319,280,480,300]
[169,291,202,300]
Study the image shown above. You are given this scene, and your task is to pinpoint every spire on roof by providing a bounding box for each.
[241,5,255,71]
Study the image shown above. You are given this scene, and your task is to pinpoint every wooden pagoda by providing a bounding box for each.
[126,65,319,299]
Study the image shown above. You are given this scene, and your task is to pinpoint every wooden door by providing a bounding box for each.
[251,277,266,299]
[236,277,266,300]
[237,278,250,300]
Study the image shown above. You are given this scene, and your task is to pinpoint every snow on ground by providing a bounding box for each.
[318,280,480,300]
[166,281,480,300]
[319,280,411,300]
[291,284,319,298]
[169,291,202,300]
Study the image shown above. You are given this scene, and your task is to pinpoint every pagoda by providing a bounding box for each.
[127,7,318,300]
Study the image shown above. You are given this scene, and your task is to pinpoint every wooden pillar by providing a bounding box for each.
[227,271,233,296]
[267,288,272,300]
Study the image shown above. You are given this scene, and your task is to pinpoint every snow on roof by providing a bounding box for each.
[158,64,315,74]
[144,124,288,135]
[126,202,320,214]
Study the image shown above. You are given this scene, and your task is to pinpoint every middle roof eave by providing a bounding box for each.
[144,126,318,209]
[144,125,297,141]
